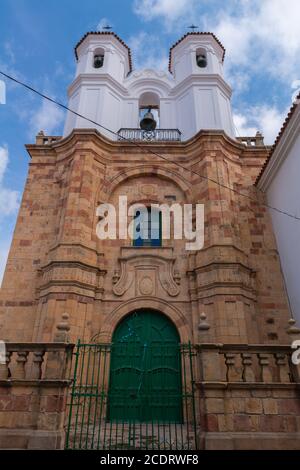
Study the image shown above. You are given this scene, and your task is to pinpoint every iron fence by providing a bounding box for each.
[65,341,198,450]
[117,128,181,142]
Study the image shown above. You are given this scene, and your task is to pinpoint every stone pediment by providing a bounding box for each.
[112,247,181,298]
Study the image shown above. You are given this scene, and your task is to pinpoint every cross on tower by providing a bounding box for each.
[188,25,198,31]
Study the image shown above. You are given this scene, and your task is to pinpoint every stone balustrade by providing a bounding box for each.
[237,132,265,147]
[0,342,74,382]
[197,343,299,384]
[35,131,62,145]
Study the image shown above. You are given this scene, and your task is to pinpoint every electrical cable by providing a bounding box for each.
[1,70,299,221]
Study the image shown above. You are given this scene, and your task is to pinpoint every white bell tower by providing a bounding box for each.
[169,33,235,139]
[64,32,132,138]
[63,32,236,141]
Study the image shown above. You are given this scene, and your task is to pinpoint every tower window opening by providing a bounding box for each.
[138,92,160,128]
[196,49,207,68]
[93,49,105,69]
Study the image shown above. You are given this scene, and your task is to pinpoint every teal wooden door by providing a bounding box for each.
[108,310,182,423]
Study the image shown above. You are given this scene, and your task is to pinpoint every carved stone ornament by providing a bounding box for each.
[112,247,180,297]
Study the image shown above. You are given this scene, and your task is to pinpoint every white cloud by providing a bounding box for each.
[234,105,286,144]
[29,100,65,138]
[128,32,169,70]
[228,71,251,94]
[132,1,300,142]
[133,0,192,23]
[133,1,300,84]
[0,145,20,217]
[212,0,300,81]
[233,113,257,137]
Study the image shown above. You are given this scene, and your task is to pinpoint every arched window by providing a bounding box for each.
[93,48,105,69]
[196,48,207,68]
[139,92,160,128]
[133,206,162,247]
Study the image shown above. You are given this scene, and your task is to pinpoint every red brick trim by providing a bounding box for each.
[169,32,226,73]
[74,32,132,73]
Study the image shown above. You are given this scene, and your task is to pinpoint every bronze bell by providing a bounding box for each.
[94,54,104,68]
[196,54,207,68]
[140,108,157,131]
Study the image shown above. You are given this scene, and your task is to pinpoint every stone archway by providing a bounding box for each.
[97,164,193,204]
[92,298,191,344]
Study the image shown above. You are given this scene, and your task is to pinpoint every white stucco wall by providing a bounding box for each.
[64,33,235,140]
[259,111,300,323]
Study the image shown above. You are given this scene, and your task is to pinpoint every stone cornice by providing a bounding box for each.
[67,73,130,97]
[170,73,232,98]
[197,382,300,390]
[40,259,106,274]
[37,128,245,153]
[25,129,269,177]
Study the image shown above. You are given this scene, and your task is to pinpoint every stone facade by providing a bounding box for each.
[0,128,300,449]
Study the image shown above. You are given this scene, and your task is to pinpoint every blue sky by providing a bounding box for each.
[1,0,300,283]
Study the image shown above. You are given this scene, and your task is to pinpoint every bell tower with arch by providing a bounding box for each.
[64,31,235,141]
[0,30,299,451]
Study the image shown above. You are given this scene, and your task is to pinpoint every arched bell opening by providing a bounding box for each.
[138,92,160,129]
[93,47,105,69]
[196,47,207,69]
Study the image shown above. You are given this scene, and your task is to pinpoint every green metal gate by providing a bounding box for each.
[65,313,198,450]
[108,310,182,424]
[65,341,198,450]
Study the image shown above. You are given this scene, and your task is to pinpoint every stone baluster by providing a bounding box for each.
[31,351,45,380]
[45,313,70,380]
[242,353,255,382]
[14,351,29,379]
[0,350,12,379]
[225,353,242,382]
[275,353,291,383]
[258,353,273,382]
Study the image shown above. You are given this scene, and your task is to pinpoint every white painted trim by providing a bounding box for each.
[257,105,300,191]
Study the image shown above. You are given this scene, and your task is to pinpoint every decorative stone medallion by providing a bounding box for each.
[139,276,154,295]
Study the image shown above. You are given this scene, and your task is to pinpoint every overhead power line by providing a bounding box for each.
[0,69,299,222]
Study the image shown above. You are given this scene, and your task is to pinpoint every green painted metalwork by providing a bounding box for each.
[65,310,198,450]
[108,310,181,422]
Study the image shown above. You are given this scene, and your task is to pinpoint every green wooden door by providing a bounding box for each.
[108,310,182,423]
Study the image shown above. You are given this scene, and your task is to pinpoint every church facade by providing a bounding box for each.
[0,32,299,450]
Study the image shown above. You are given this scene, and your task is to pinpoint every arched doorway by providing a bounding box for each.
[108,309,182,422]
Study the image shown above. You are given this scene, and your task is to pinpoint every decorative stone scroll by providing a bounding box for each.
[112,247,180,298]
